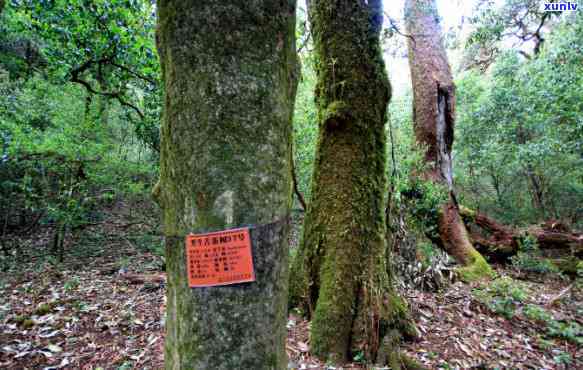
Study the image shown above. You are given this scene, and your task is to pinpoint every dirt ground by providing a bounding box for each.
[1,208,581,369]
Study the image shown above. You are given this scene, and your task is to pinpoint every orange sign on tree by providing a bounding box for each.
[186,228,255,287]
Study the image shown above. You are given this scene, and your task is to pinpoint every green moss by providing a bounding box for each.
[22,319,35,329]
[458,205,476,222]
[14,315,35,329]
[302,0,396,361]
[34,303,52,316]
[288,246,309,310]
[322,100,351,128]
[457,249,495,282]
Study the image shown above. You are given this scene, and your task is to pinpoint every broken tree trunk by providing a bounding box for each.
[404,0,492,281]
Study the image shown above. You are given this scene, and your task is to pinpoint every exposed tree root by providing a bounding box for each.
[376,329,427,370]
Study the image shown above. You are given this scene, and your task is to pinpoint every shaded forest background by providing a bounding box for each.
[1,1,581,267]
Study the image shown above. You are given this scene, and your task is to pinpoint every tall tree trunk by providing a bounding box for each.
[405,0,492,281]
[155,1,298,369]
[290,0,416,364]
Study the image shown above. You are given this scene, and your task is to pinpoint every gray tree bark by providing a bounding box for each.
[155,1,298,369]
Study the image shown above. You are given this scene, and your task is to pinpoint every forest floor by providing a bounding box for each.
[0,203,581,370]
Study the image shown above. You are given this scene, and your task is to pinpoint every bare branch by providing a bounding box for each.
[384,12,416,47]
[110,61,157,85]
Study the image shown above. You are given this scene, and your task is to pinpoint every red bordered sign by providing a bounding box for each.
[186,228,255,287]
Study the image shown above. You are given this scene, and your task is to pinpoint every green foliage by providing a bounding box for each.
[467,0,560,60]
[0,75,156,200]
[417,241,439,269]
[2,0,161,152]
[128,233,164,258]
[0,0,159,265]
[64,277,80,291]
[552,351,572,366]
[292,55,318,206]
[475,282,583,345]
[523,304,552,322]
[399,178,448,239]
[547,320,582,345]
[535,307,583,345]
[472,277,527,318]
[456,12,583,227]
[510,236,560,274]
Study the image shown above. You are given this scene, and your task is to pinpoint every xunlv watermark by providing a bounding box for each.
[542,1,578,11]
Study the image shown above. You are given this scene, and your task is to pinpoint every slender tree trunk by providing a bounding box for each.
[517,124,547,220]
[526,165,546,219]
[405,0,492,280]
[96,69,110,129]
[83,92,93,124]
[155,1,298,369]
[290,0,416,364]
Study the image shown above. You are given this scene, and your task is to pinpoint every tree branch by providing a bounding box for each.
[384,13,416,47]
[110,61,157,85]
[70,58,145,119]
[291,143,307,212]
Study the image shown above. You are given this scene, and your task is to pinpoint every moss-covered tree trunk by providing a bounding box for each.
[290,0,415,364]
[404,0,492,281]
[155,1,298,369]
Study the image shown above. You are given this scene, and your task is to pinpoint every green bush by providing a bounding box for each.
[523,304,552,322]
[547,320,583,345]
[510,236,560,274]
[472,277,527,318]
[0,72,158,265]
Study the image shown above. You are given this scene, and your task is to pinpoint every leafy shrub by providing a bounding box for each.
[553,351,572,366]
[523,304,552,322]
[521,304,582,345]
[472,277,527,318]
[547,320,583,345]
[510,236,559,274]
[0,72,158,265]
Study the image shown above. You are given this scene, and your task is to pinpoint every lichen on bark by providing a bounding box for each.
[289,0,416,364]
[156,1,298,369]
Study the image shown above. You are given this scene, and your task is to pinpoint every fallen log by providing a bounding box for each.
[459,207,583,263]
